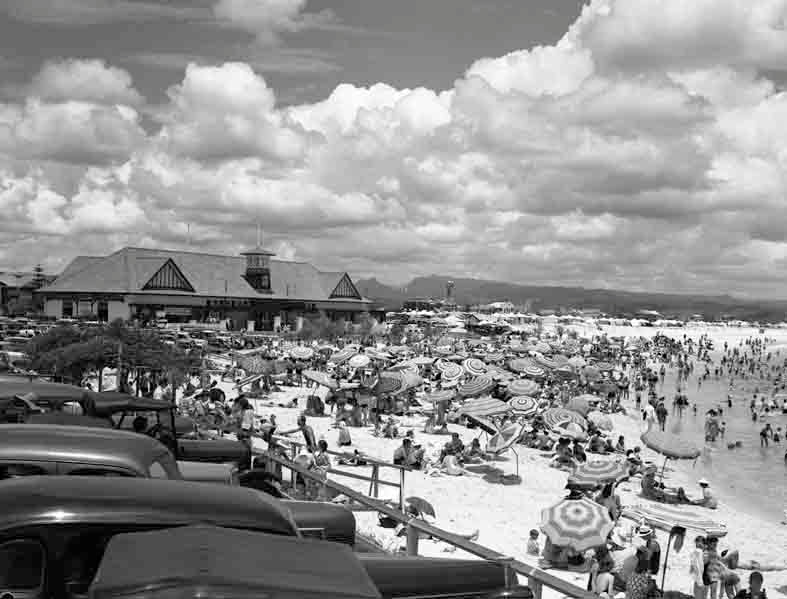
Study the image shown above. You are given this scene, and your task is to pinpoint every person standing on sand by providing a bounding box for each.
[690,536,708,599]
[656,400,668,432]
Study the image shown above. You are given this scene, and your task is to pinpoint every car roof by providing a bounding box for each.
[0,424,172,475]
[0,476,298,536]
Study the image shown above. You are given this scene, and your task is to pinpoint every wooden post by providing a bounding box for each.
[528,578,543,599]
[499,557,515,589]
[368,464,380,498]
[398,468,406,512]
[406,522,420,556]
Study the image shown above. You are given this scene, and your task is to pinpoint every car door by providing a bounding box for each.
[0,538,47,599]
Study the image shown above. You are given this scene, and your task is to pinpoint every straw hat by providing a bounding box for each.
[637,525,654,538]
[698,478,710,486]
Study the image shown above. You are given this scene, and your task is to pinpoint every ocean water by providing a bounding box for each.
[581,324,787,522]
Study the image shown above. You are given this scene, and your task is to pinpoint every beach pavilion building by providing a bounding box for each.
[37,246,375,331]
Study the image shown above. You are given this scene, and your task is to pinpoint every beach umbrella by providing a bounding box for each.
[289,346,314,360]
[405,496,436,518]
[302,370,338,390]
[555,421,587,441]
[424,389,455,403]
[641,425,700,460]
[507,378,540,397]
[622,503,727,537]
[551,354,570,366]
[373,372,404,395]
[459,395,510,418]
[595,361,615,372]
[533,342,551,354]
[486,364,515,382]
[534,356,559,370]
[410,356,435,366]
[436,361,463,381]
[462,358,488,377]
[541,497,614,552]
[554,366,577,381]
[587,410,613,431]
[568,356,586,368]
[508,358,532,374]
[388,346,410,355]
[329,348,357,364]
[459,376,495,398]
[507,395,538,417]
[568,459,630,488]
[484,352,505,363]
[399,370,424,391]
[365,348,391,361]
[463,414,498,435]
[348,354,371,369]
[542,407,587,431]
[523,364,546,379]
[486,423,522,454]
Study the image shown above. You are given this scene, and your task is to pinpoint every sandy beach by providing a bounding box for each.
[224,325,787,599]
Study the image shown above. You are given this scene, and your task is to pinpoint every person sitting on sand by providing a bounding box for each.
[615,436,626,453]
[439,432,465,462]
[393,438,425,469]
[641,466,689,504]
[551,438,577,469]
[589,545,616,598]
[589,431,607,453]
[462,437,487,462]
[337,421,352,446]
[693,479,718,509]
[573,438,587,463]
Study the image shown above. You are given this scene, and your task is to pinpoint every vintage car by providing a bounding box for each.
[0,477,507,599]
[0,424,181,478]
[89,524,381,599]
[0,376,86,423]
[0,424,356,546]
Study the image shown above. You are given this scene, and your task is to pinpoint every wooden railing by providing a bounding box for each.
[260,451,596,599]
[267,434,410,510]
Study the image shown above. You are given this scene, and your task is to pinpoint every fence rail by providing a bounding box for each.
[260,451,596,599]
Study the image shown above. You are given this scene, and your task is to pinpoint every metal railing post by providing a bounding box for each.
[398,468,406,512]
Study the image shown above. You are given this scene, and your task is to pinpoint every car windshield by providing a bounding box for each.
[0,540,44,590]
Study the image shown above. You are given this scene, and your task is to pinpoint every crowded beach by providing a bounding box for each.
[173,322,787,599]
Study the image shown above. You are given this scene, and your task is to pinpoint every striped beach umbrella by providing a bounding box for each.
[459,395,510,418]
[373,372,403,395]
[399,370,424,391]
[541,497,614,552]
[289,346,314,360]
[462,357,488,377]
[535,355,559,370]
[594,361,615,372]
[459,376,495,398]
[435,360,463,381]
[587,410,613,431]
[484,352,505,363]
[641,425,700,460]
[424,389,455,403]
[542,407,587,431]
[329,348,357,364]
[486,422,523,454]
[507,378,540,397]
[523,364,546,379]
[568,459,630,488]
[302,370,338,390]
[348,354,371,369]
[568,356,586,368]
[507,395,538,416]
[507,357,534,373]
[551,354,570,367]
[366,348,391,361]
[533,342,551,354]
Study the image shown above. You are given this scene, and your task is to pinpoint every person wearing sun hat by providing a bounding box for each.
[693,478,719,509]
[636,524,662,576]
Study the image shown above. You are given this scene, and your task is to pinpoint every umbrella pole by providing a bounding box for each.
[511,446,520,478]
[661,529,674,593]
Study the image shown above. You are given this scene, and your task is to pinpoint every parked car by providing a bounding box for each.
[0,477,506,599]
[0,424,356,546]
[0,424,181,479]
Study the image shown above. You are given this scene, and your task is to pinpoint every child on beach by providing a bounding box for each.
[527,529,541,556]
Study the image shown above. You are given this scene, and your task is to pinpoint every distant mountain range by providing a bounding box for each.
[356,275,787,322]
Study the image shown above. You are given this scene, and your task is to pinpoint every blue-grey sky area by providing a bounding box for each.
[1,0,787,299]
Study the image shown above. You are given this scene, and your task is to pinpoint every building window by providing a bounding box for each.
[62,301,73,318]
[97,301,109,322]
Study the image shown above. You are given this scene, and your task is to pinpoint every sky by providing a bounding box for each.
[1,0,787,299]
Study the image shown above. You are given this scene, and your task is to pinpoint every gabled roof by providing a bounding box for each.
[43,247,371,304]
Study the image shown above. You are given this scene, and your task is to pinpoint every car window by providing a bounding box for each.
[0,463,48,479]
[148,460,169,479]
[62,533,112,599]
[66,468,135,477]
[0,539,45,591]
